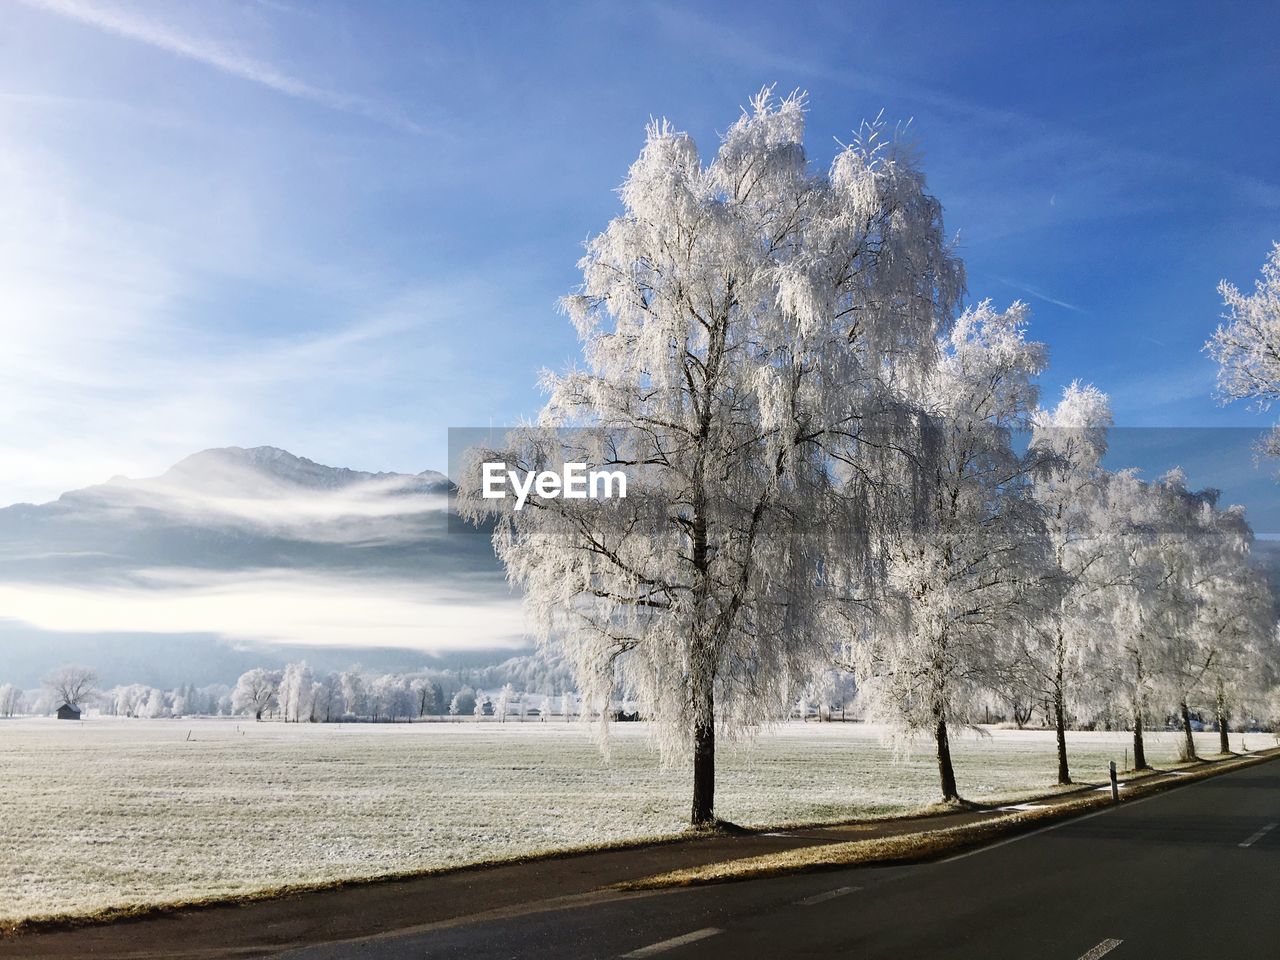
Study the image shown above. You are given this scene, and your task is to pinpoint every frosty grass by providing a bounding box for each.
[0,718,1261,923]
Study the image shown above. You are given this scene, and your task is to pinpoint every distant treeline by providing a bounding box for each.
[0,653,579,722]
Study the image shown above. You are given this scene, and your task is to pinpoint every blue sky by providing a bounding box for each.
[4,0,1279,509]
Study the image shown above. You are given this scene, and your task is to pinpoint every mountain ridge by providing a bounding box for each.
[0,446,521,678]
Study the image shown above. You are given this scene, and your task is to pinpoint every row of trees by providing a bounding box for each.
[231,667,594,723]
[458,90,1280,824]
[0,657,581,722]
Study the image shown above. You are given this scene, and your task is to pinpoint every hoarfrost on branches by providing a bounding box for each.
[458,88,963,824]
[1205,243,1280,463]
[846,301,1052,801]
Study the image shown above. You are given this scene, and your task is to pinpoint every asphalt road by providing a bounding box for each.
[272,757,1280,960]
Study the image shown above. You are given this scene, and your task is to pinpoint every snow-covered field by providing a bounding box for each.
[0,717,1268,924]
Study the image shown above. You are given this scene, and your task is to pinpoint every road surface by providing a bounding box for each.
[272,756,1279,959]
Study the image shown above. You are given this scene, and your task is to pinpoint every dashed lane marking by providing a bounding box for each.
[1238,822,1277,848]
[1076,938,1124,959]
[620,927,723,957]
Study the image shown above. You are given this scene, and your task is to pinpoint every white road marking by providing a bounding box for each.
[621,927,723,957]
[997,803,1049,811]
[796,885,861,905]
[1238,822,1277,848]
[1093,783,1126,792]
[761,831,791,837]
[1077,937,1124,959]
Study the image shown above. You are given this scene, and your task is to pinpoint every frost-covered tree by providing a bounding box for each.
[368,674,412,721]
[43,664,97,710]
[1096,470,1217,767]
[1022,381,1113,783]
[140,687,167,719]
[449,686,475,717]
[796,692,812,722]
[278,661,315,723]
[411,677,444,717]
[1206,243,1280,460]
[1195,524,1274,753]
[177,687,194,716]
[340,668,366,718]
[314,672,344,722]
[232,667,279,721]
[1149,488,1276,760]
[459,91,963,825]
[495,683,514,723]
[1137,473,1232,762]
[473,690,488,720]
[560,691,575,722]
[114,683,148,718]
[848,302,1051,802]
[1097,470,1176,769]
[0,683,24,717]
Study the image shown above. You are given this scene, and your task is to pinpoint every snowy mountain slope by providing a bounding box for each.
[0,446,477,581]
[0,448,524,682]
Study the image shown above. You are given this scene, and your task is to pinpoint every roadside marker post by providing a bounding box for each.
[1109,761,1119,804]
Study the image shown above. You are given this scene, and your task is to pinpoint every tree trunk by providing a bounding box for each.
[690,679,715,826]
[688,500,716,828]
[1180,700,1198,761]
[1054,630,1070,785]
[935,716,959,802]
[1054,687,1071,785]
[1216,683,1230,755]
[1132,711,1147,771]
[1131,652,1148,770]
[255,708,262,721]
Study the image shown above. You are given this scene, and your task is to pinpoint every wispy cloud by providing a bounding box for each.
[16,0,425,133]
[993,276,1086,314]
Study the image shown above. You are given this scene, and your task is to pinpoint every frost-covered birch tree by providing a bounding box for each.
[1125,473,1261,763]
[1097,470,1218,767]
[1096,470,1166,769]
[459,90,963,826]
[1155,490,1275,759]
[278,661,315,723]
[847,301,1051,802]
[1206,243,1280,460]
[1022,382,1113,783]
[1195,518,1274,753]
